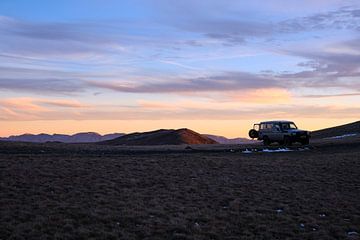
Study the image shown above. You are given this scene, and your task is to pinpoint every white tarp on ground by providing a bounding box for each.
[326,133,357,139]
[242,148,299,153]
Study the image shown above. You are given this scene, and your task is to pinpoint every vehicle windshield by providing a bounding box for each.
[282,122,297,130]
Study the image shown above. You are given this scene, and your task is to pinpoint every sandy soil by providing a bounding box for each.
[1,138,359,239]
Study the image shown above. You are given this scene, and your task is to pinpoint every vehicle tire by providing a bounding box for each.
[301,137,309,145]
[263,136,271,146]
[248,129,259,139]
[284,136,292,146]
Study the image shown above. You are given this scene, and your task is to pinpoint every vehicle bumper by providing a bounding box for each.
[289,135,309,141]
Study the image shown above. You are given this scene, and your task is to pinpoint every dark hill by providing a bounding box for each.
[101,128,218,146]
[311,121,360,139]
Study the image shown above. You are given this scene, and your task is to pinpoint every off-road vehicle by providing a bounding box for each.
[249,120,310,146]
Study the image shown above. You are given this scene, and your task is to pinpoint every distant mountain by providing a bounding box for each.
[0,132,125,143]
[204,134,257,144]
[101,128,218,146]
[311,121,360,139]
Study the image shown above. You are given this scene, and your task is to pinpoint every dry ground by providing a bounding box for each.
[0,139,359,239]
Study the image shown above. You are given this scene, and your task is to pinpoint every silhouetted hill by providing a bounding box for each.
[312,121,360,139]
[204,134,258,144]
[0,132,124,143]
[101,128,218,146]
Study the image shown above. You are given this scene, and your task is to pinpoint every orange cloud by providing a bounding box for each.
[35,99,88,108]
[225,88,291,103]
[0,98,47,111]
[0,97,87,110]
[137,100,179,110]
[0,107,20,119]
[0,97,89,121]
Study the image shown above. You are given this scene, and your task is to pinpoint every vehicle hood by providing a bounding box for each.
[286,129,309,133]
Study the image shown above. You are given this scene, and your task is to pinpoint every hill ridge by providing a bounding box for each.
[311,121,360,139]
[101,128,217,146]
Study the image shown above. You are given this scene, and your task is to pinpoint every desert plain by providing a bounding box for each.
[1,136,359,240]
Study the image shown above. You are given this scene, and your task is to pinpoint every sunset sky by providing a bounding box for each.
[0,0,359,138]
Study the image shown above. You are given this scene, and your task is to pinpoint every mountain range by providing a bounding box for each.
[0,132,125,143]
[204,134,256,144]
[0,130,252,144]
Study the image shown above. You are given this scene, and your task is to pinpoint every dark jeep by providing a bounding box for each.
[249,120,310,146]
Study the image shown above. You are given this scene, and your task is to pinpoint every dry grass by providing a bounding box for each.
[0,140,359,239]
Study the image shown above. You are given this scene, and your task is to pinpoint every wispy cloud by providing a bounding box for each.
[277,7,360,33]
[0,65,91,95]
[88,72,280,93]
[302,92,360,98]
[0,16,141,60]
[277,37,360,91]
[147,2,360,45]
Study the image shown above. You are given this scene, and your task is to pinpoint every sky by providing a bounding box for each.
[0,0,359,138]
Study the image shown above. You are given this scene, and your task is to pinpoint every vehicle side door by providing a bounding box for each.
[265,123,275,140]
[258,123,266,139]
[271,122,282,141]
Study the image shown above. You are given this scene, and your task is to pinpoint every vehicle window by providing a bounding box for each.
[260,124,266,130]
[281,122,297,130]
[266,124,273,129]
[274,124,280,131]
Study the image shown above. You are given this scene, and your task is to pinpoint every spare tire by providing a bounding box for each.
[249,129,259,139]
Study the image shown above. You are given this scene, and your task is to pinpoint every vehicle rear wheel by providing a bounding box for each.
[284,136,292,146]
[301,137,309,145]
[263,136,271,146]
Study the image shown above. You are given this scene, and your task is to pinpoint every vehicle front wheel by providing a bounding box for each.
[263,136,271,146]
[284,136,292,146]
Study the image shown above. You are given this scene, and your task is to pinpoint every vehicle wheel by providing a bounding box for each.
[301,138,309,145]
[248,129,259,139]
[284,136,292,146]
[263,136,271,146]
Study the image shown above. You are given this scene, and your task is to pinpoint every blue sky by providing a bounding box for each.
[0,0,359,137]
